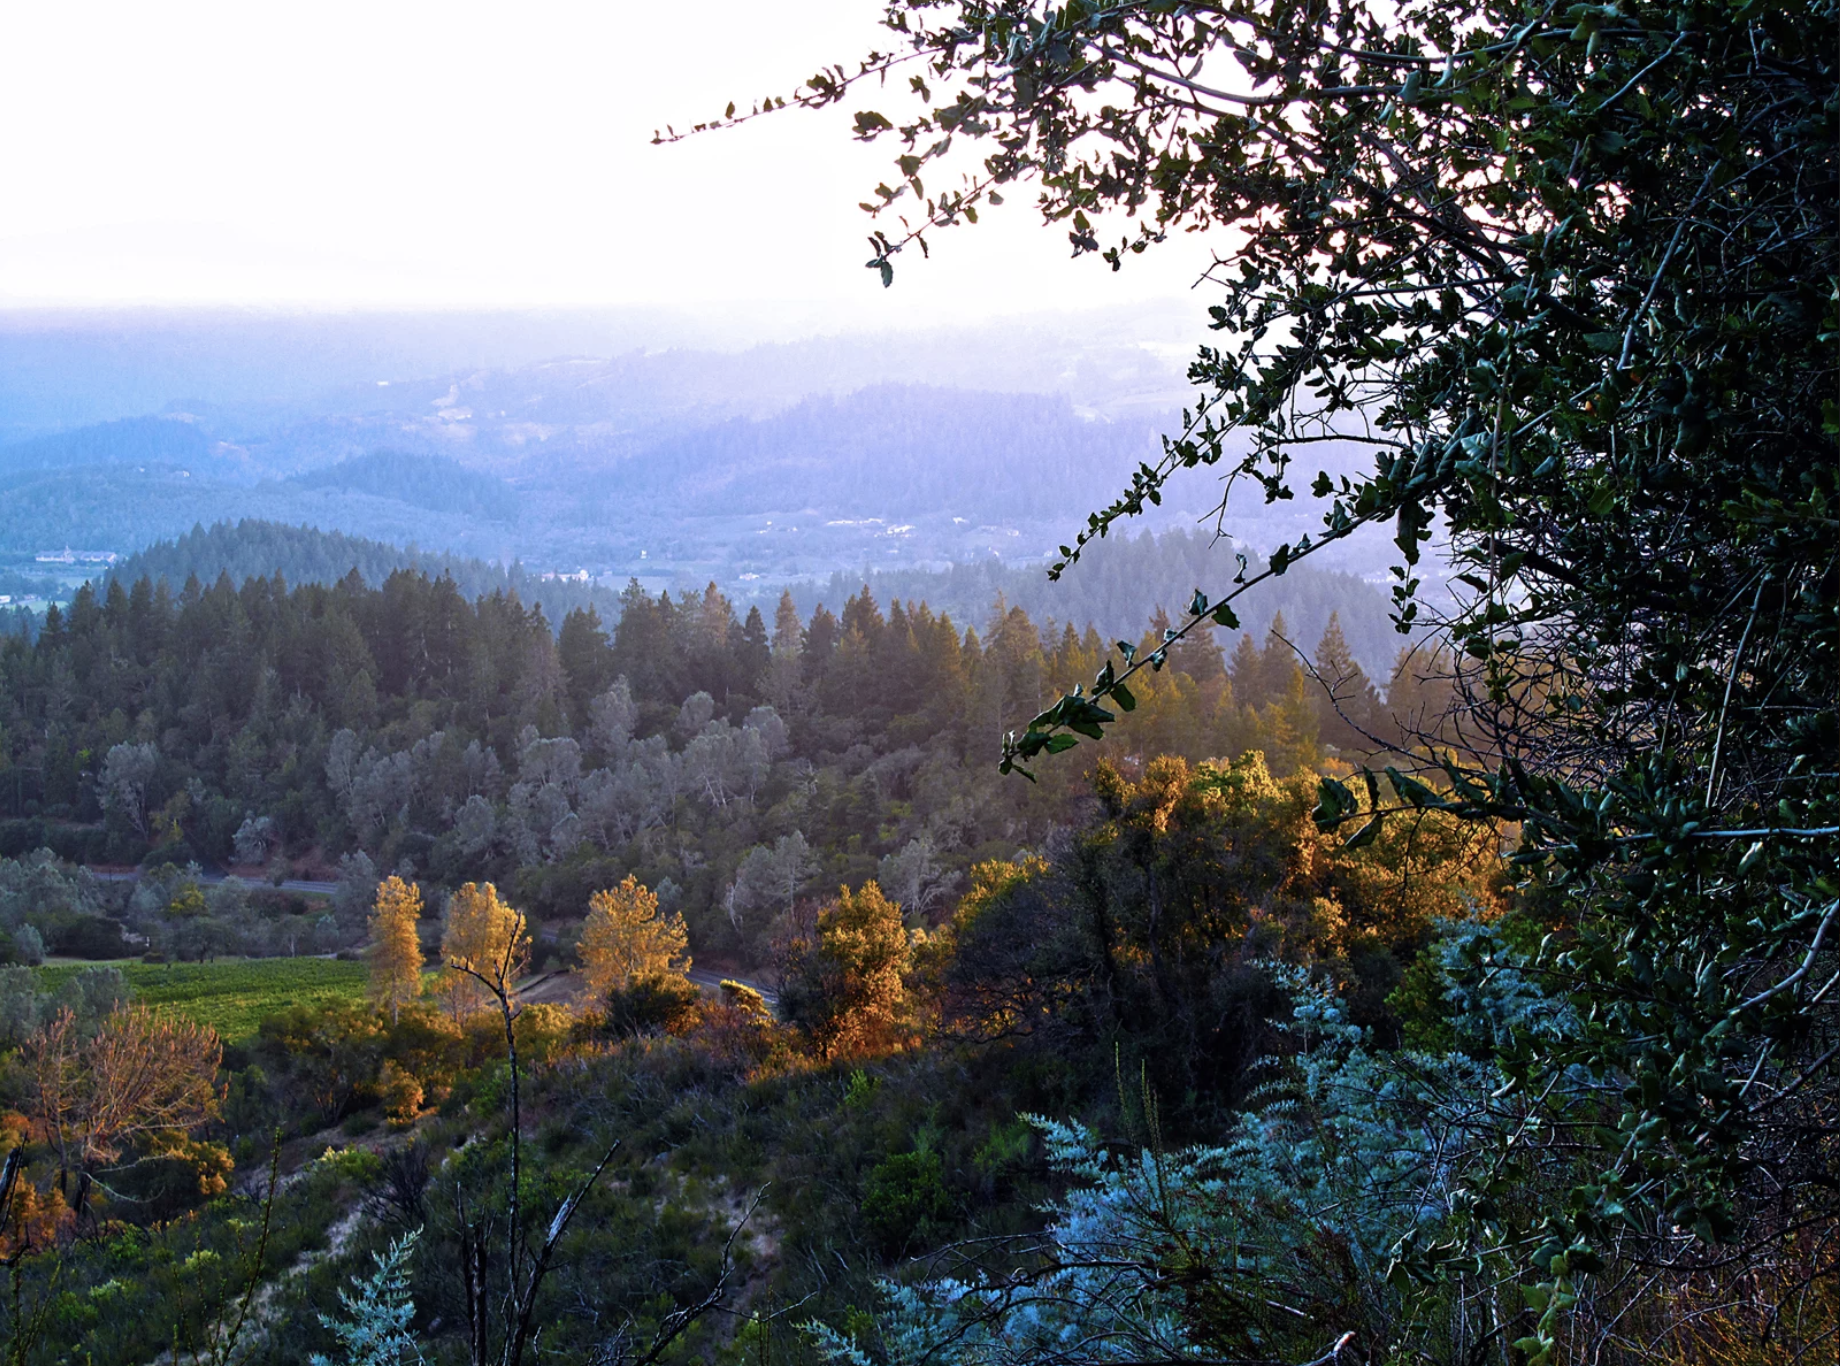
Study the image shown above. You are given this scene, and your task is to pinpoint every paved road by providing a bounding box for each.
[86,867,339,895]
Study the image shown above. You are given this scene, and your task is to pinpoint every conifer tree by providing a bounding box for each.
[368,875,424,1026]
[1257,612,1304,704]
[578,875,691,998]
[735,604,770,695]
[801,604,841,681]
[1384,645,1458,753]
[1168,617,1227,704]
[1309,613,1382,755]
[1227,632,1265,711]
[771,590,802,659]
[557,605,613,720]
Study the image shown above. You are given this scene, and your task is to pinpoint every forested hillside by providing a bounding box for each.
[0,414,227,476]
[0,556,1490,1365]
[799,525,1409,677]
[104,519,622,625]
[287,452,521,522]
[609,385,1164,522]
[0,563,1437,966]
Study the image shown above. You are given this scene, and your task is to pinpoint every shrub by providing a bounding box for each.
[600,974,703,1038]
[376,1061,423,1126]
[860,1149,953,1260]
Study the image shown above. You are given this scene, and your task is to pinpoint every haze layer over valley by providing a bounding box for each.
[0,304,1394,620]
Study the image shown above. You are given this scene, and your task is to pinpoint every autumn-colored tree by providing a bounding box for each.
[0,1174,72,1259]
[368,875,424,1025]
[578,875,691,998]
[376,1059,424,1126]
[440,882,530,1025]
[782,881,913,1060]
[24,1002,221,1191]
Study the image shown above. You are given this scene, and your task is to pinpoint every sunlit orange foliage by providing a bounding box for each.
[0,1177,72,1258]
[23,1003,222,1180]
[440,881,530,1023]
[810,881,913,1060]
[368,874,425,1025]
[579,875,692,997]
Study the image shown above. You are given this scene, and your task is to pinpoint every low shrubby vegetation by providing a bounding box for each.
[0,747,1531,1364]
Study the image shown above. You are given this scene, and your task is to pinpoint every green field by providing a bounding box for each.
[36,958,371,1042]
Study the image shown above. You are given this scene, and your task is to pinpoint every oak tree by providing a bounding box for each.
[25,1002,221,1193]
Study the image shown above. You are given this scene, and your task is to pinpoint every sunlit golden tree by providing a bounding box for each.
[440,881,530,1025]
[25,1002,221,1191]
[578,875,691,998]
[368,874,424,1025]
[781,881,913,1060]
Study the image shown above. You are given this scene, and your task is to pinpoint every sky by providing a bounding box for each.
[0,0,1209,325]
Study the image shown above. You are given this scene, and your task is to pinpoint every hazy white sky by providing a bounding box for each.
[0,0,1205,323]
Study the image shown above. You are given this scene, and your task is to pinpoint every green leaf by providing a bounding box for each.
[1312,777,1356,825]
[1112,682,1137,712]
[1344,815,1384,848]
[1386,767,1440,808]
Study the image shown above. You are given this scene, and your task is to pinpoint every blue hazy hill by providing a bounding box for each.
[286,451,518,522]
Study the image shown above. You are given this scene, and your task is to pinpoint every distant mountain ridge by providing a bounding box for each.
[0,302,1200,445]
[613,385,1161,522]
[0,309,1423,601]
[0,415,230,476]
[0,382,1225,581]
[286,450,518,521]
